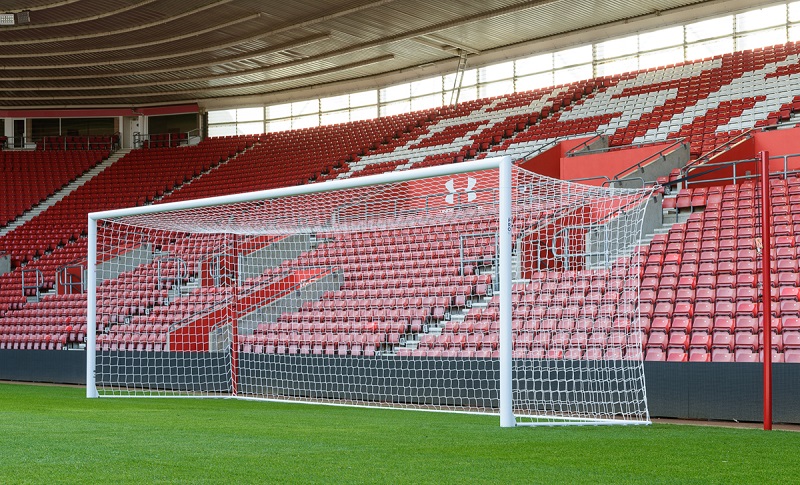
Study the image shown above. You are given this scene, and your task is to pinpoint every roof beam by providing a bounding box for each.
[0,0,399,63]
[416,34,481,55]
[0,33,332,81]
[0,0,158,31]
[0,55,395,101]
[1,13,262,57]
[0,0,232,45]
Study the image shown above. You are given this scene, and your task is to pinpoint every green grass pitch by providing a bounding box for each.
[1,382,797,484]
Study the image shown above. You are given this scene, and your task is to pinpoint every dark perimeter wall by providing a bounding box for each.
[0,350,797,424]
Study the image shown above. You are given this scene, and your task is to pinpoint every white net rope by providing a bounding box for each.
[91,163,653,424]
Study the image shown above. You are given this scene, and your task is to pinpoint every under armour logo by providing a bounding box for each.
[445,177,477,204]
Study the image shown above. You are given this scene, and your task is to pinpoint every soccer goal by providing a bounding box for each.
[87,156,655,427]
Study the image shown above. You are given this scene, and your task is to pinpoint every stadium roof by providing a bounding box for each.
[0,0,775,110]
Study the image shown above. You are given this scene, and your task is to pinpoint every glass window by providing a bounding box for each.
[267,119,292,133]
[445,68,477,89]
[736,5,786,33]
[411,93,442,112]
[208,109,236,124]
[480,79,514,98]
[554,45,592,68]
[208,123,237,137]
[381,83,411,102]
[236,121,263,135]
[480,61,514,83]
[351,105,378,121]
[595,56,639,77]
[790,23,800,42]
[639,46,684,70]
[350,90,377,107]
[686,15,733,42]
[380,100,410,117]
[790,1,800,22]
[596,35,638,60]
[292,114,318,129]
[446,85,477,104]
[321,94,349,112]
[516,53,553,76]
[292,100,318,116]
[639,26,683,50]
[321,110,349,126]
[236,107,263,122]
[516,72,554,92]
[686,37,734,61]
[737,27,787,51]
[553,64,592,85]
[410,76,441,96]
[267,103,291,119]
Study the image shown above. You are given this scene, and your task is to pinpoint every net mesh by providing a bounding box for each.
[91,162,654,424]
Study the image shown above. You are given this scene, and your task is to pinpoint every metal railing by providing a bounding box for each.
[1,133,119,151]
[564,132,606,157]
[56,264,85,295]
[458,232,498,285]
[133,131,191,149]
[569,175,611,185]
[684,152,800,188]
[21,268,44,301]
[514,133,590,164]
[607,138,687,185]
[156,256,189,294]
[683,128,754,172]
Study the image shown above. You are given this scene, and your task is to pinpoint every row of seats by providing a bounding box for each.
[0,150,108,226]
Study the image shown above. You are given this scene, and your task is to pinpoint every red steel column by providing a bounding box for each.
[759,150,772,431]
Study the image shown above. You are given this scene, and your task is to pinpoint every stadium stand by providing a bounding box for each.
[5,41,800,363]
[0,150,109,227]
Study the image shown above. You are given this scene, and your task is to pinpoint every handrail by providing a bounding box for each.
[458,232,497,278]
[514,133,588,164]
[2,134,117,151]
[156,256,189,294]
[134,130,191,149]
[682,152,800,188]
[575,137,679,156]
[683,128,755,172]
[564,132,606,157]
[21,268,44,300]
[56,263,85,295]
[569,175,611,185]
[605,177,646,189]
[609,138,687,183]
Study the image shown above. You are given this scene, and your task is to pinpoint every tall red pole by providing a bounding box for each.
[759,150,772,431]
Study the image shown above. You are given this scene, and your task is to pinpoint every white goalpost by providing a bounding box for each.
[87,156,654,426]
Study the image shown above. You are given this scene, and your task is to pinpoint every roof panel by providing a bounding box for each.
[0,0,737,107]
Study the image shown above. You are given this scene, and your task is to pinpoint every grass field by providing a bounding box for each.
[0,382,797,484]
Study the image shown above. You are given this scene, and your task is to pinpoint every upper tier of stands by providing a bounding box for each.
[0,150,109,227]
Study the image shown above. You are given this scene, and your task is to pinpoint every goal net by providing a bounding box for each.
[87,156,655,426]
